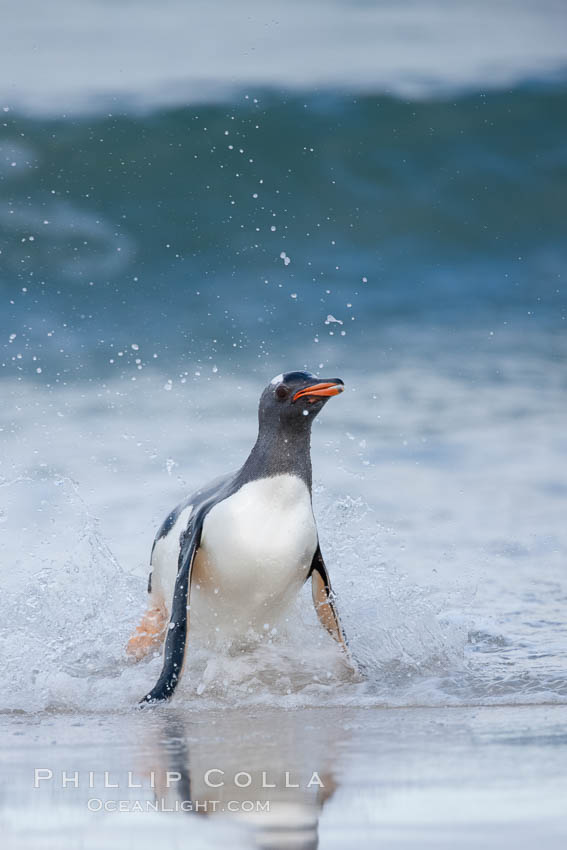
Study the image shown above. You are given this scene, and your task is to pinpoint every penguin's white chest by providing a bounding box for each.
[192,475,317,635]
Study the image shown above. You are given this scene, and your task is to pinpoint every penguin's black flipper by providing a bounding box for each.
[140,510,205,705]
[308,545,348,648]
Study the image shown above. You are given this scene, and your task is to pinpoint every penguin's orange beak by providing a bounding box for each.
[293,380,344,402]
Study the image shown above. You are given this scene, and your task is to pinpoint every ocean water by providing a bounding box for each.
[1,1,567,846]
[2,83,567,377]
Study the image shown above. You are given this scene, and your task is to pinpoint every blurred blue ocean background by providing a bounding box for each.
[1,0,566,377]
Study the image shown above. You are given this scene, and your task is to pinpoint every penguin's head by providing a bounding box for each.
[258,370,344,431]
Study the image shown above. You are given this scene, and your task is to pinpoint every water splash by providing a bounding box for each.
[1,473,565,713]
[0,475,469,713]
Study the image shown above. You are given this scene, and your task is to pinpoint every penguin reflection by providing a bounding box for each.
[141,710,343,850]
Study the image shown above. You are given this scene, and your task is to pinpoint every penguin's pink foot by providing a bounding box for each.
[127,605,167,661]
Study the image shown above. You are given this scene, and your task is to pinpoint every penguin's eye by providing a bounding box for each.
[275,385,289,400]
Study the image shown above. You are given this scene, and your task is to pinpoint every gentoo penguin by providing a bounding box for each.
[127,370,349,704]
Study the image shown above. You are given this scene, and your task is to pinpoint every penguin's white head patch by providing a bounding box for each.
[270,373,284,386]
